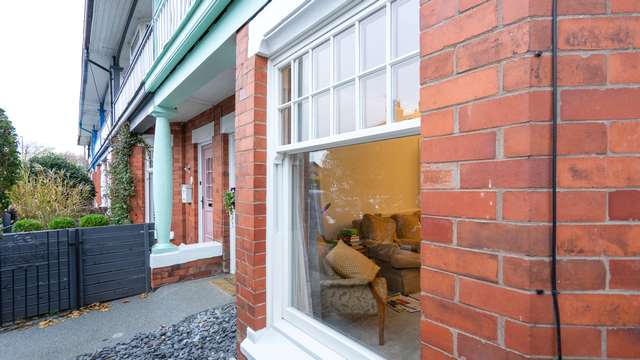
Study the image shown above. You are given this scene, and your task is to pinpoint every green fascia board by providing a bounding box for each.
[144,0,231,92]
[153,0,268,107]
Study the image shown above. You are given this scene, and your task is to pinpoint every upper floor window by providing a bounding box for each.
[278,0,419,146]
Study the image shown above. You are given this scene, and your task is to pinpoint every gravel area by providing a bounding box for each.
[76,303,237,360]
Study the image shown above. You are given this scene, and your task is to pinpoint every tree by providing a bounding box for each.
[0,108,20,210]
[29,152,96,203]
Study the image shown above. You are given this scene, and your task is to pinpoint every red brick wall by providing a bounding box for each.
[92,165,101,207]
[138,97,236,246]
[130,145,146,224]
[234,25,268,350]
[420,0,640,358]
[182,109,212,245]
[151,257,223,289]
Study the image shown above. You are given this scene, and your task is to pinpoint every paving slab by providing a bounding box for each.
[0,276,234,360]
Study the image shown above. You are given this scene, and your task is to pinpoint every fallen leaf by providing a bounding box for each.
[66,310,83,318]
[139,293,148,299]
[38,319,58,329]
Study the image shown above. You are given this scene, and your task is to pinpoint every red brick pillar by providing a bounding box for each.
[556,3,640,358]
[212,105,231,271]
[129,145,146,224]
[235,25,268,351]
[420,1,639,358]
[171,123,186,245]
[92,165,102,207]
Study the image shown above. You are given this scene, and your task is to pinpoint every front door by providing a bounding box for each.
[201,143,214,242]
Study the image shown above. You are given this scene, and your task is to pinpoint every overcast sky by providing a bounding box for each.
[0,1,85,155]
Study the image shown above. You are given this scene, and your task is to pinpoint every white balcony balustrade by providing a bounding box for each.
[153,0,196,55]
[113,0,195,125]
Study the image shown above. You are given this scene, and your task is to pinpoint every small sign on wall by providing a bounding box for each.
[181,184,193,203]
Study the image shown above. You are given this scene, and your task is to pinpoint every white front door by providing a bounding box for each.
[228,134,236,273]
[201,143,214,242]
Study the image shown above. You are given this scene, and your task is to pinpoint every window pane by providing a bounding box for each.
[393,58,420,122]
[335,27,355,81]
[393,0,419,58]
[281,65,291,104]
[335,82,355,134]
[281,107,291,145]
[298,100,310,142]
[313,42,330,90]
[290,136,421,358]
[297,54,310,98]
[314,91,330,138]
[362,71,386,128]
[360,9,386,71]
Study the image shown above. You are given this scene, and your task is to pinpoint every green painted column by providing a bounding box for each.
[151,106,178,254]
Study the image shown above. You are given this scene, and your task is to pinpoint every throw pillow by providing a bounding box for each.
[360,214,397,244]
[392,213,421,241]
[325,240,380,282]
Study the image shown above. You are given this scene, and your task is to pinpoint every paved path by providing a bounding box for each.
[0,276,234,360]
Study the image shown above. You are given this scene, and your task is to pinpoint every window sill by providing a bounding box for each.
[240,321,344,360]
[149,241,223,268]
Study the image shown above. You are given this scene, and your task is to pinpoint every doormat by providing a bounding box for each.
[210,275,236,296]
[386,294,420,313]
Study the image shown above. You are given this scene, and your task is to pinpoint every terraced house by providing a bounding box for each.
[78,0,640,358]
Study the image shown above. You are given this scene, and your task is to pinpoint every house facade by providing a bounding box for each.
[79,0,640,359]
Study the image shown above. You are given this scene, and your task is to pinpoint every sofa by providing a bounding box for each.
[352,211,421,295]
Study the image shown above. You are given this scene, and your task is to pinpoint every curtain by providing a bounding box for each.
[291,155,313,315]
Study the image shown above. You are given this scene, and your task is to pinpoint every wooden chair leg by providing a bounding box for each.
[369,284,386,345]
[377,299,385,345]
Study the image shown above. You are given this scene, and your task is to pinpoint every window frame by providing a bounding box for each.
[265,1,420,359]
[274,0,420,153]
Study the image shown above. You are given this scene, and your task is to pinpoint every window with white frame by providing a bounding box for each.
[277,0,420,146]
[269,1,421,359]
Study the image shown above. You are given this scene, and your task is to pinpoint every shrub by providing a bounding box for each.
[29,152,95,203]
[48,217,76,229]
[109,123,145,224]
[79,214,110,228]
[8,168,90,226]
[13,219,44,232]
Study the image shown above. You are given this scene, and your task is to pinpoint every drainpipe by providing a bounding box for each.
[550,0,563,358]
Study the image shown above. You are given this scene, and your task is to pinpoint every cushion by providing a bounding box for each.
[325,240,380,282]
[364,240,399,262]
[392,213,421,241]
[390,249,421,269]
[360,214,397,244]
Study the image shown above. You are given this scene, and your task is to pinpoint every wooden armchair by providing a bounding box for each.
[319,259,388,345]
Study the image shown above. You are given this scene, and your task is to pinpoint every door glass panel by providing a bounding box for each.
[314,91,330,138]
[206,157,213,200]
[392,0,419,58]
[393,58,420,122]
[313,42,331,90]
[335,82,355,134]
[335,27,355,82]
[360,9,386,71]
[362,71,386,128]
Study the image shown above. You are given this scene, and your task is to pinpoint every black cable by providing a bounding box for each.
[550,0,563,358]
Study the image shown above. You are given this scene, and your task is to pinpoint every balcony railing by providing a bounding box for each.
[114,26,154,122]
[112,0,196,126]
[154,0,196,56]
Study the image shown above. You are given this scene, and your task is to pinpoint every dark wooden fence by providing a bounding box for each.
[0,223,153,326]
